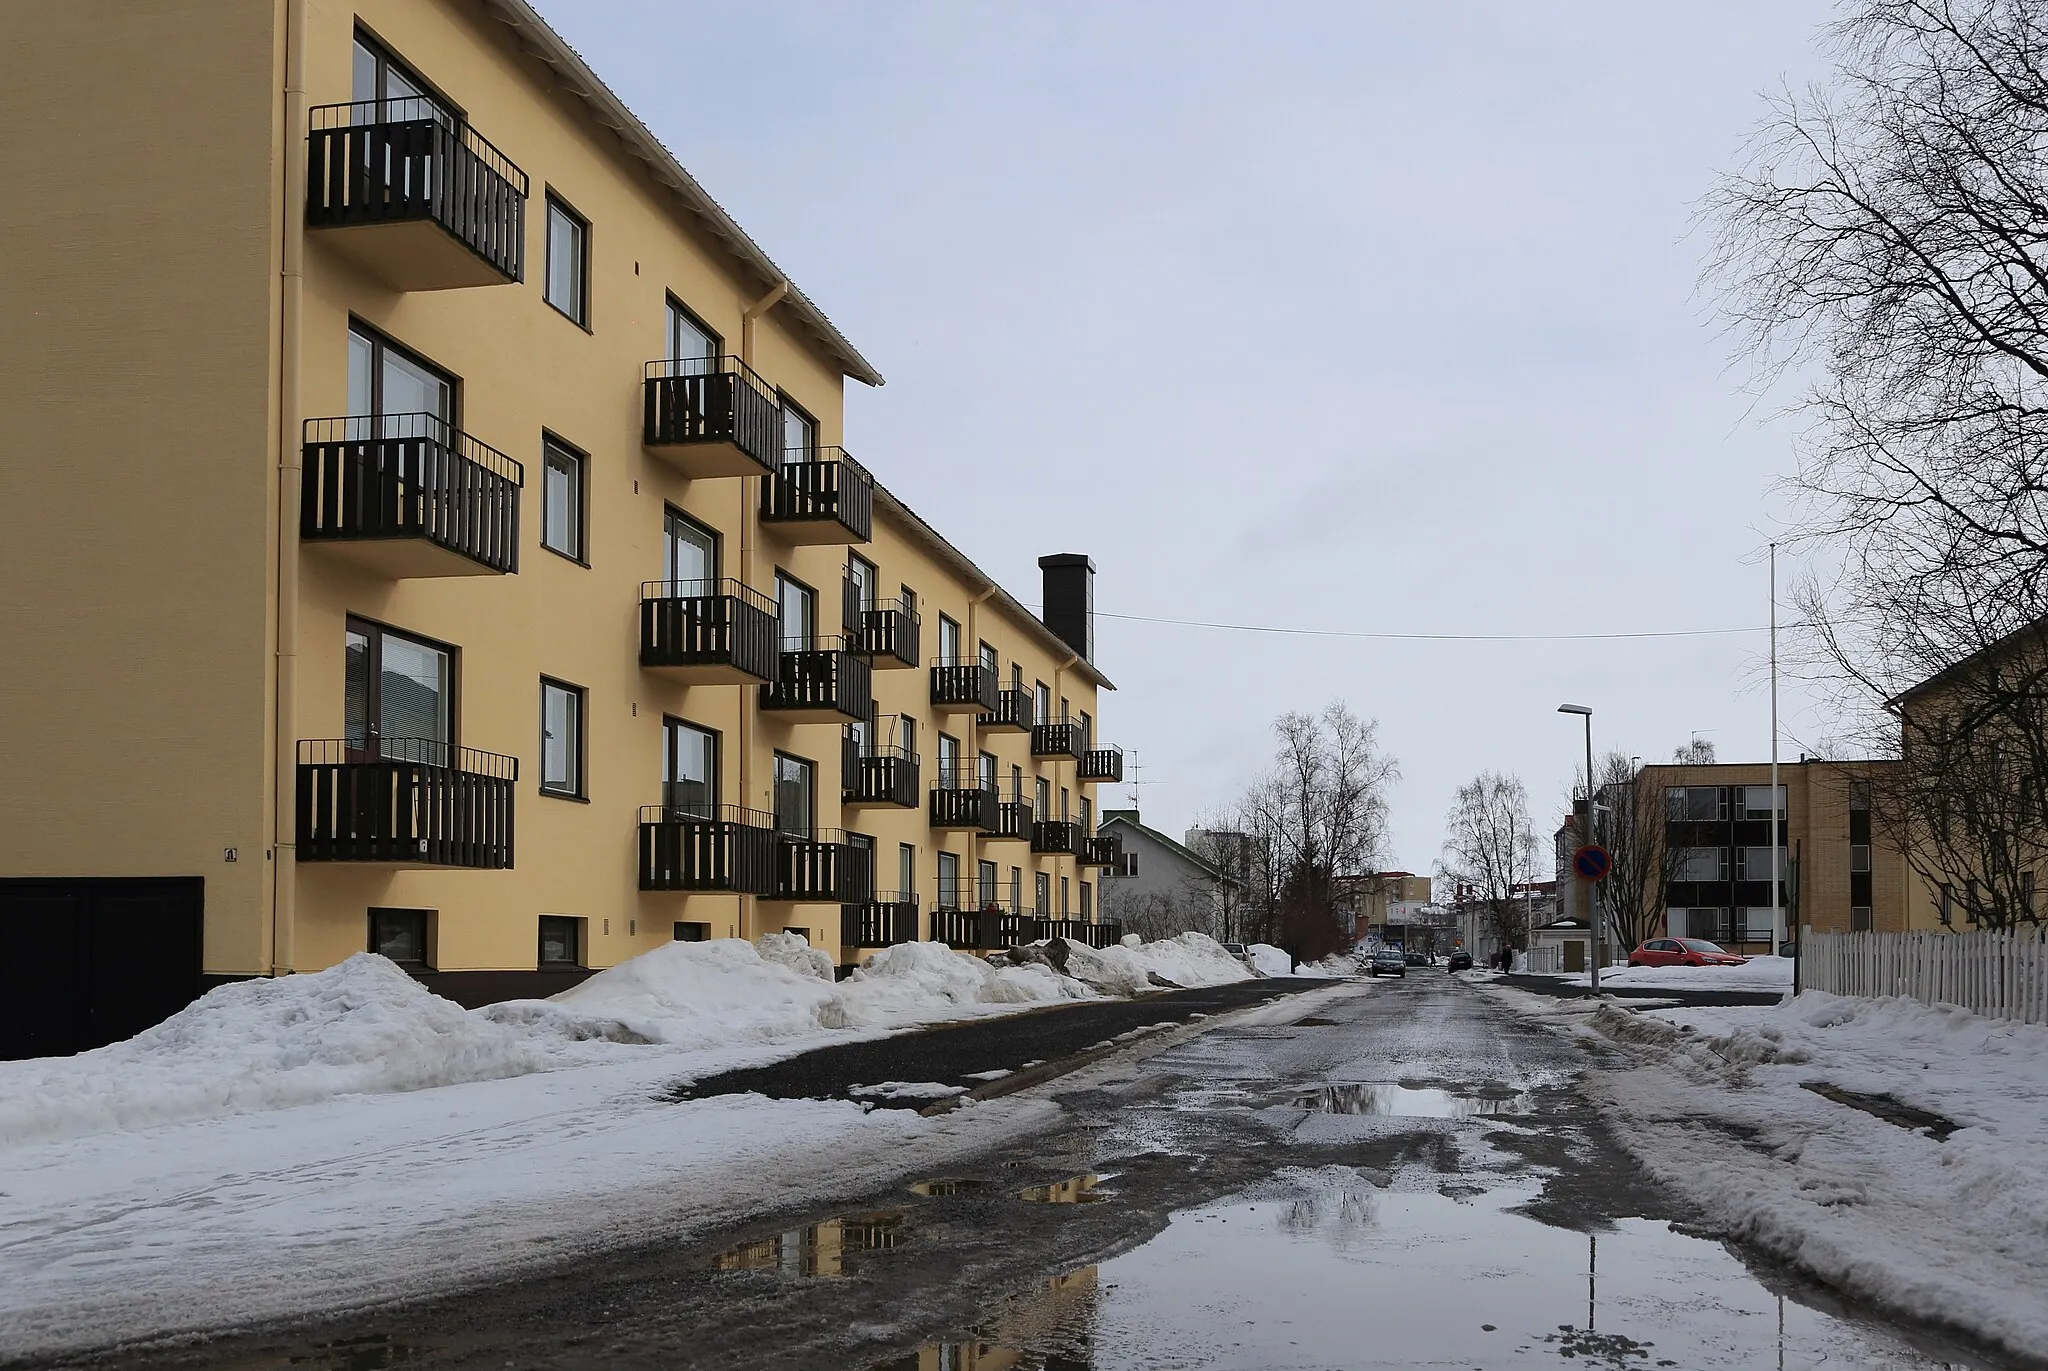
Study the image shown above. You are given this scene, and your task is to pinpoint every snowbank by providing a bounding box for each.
[1563,957,1793,992]
[1585,991,2048,1360]
[1248,943,1292,976]
[544,936,839,1047]
[1130,932,1258,988]
[820,940,1088,1029]
[0,955,603,1147]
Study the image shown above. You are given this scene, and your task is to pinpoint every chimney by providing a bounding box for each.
[1038,553,1094,661]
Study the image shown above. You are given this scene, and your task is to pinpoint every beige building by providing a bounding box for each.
[0,0,1122,1058]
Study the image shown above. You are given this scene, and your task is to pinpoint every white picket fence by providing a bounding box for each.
[1800,929,2048,1024]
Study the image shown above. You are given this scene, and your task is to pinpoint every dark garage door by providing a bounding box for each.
[0,877,204,1060]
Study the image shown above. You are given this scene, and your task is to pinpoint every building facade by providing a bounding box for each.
[0,0,1122,1058]
[1097,810,1232,940]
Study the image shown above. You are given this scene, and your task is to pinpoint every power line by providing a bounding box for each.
[1087,609,1772,643]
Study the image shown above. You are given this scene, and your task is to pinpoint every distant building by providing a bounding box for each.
[1099,811,1234,940]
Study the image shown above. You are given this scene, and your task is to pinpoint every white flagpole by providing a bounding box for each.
[1770,543,1782,957]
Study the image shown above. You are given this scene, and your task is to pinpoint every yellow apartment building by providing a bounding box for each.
[0,0,1123,1058]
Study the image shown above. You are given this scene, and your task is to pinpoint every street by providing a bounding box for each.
[53,974,2004,1371]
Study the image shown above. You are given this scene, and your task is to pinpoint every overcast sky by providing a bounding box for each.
[539,0,1841,874]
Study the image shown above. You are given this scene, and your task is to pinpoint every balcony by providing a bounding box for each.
[1032,718,1088,761]
[643,356,782,477]
[929,773,998,830]
[928,905,984,951]
[306,100,527,290]
[1031,819,1086,857]
[1038,919,1125,950]
[296,738,515,868]
[638,803,776,895]
[931,883,1033,950]
[930,662,1000,714]
[1084,832,1124,870]
[1078,747,1123,783]
[640,580,779,683]
[760,637,873,723]
[843,583,920,670]
[987,796,1033,842]
[978,689,1035,734]
[300,415,522,577]
[760,449,873,545]
[842,895,919,948]
[841,731,919,809]
[766,831,874,903]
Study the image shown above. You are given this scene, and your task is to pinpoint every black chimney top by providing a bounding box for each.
[1038,553,1094,661]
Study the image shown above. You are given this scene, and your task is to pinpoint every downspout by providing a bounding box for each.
[966,588,995,898]
[272,0,309,976]
[734,278,783,944]
[1051,650,1079,919]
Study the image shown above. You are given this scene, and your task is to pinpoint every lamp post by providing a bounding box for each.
[1559,703,1598,990]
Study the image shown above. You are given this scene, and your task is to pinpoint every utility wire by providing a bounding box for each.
[1085,609,1772,643]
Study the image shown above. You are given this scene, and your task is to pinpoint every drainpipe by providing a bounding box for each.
[735,279,782,946]
[1051,650,1079,921]
[272,0,309,976]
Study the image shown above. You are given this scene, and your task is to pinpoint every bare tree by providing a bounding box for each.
[1672,737,1717,765]
[1439,773,1540,953]
[1705,0,2048,927]
[1572,752,1678,953]
[1234,703,1399,961]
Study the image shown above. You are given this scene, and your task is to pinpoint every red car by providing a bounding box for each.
[1629,937,1748,968]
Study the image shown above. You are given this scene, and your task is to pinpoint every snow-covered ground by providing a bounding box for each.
[0,931,1253,1357]
[1496,982,2048,1361]
[1556,957,1795,992]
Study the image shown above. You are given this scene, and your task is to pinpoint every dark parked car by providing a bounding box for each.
[1404,951,1427,967]
[1447,950,1474,972]
[1368,947,1407,978]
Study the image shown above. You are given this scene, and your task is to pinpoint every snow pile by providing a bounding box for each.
[753,930,836,981]
[1127,932,1258,988]
[0,955,595,1147]
[819,940,1088,1029]
[546,937,840,1047]
[1588,991,2048,1360]
[1248,944,1293,976]
[1565,958,1793,992]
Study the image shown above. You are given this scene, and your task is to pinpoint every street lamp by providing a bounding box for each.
[1558,703,1600,991]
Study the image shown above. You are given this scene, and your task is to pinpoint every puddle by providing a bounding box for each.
[711,1211,905,1278]
[1804,1082,1961,1141]
[1018,1174,1108,1204]
[1291,1016,1341,1026]
[216,1335,424,1370]
[1294,1082,1532,1117]
[908,1177,985,1196]
[870,1182,1982,1369]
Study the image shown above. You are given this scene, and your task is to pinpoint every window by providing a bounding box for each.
[1741,908,1778,941]
[667,296,721,367]
[1081,882,1092,919]
[664,507,718,594]
[674,922,709,942]
[1939,884,1955,926]
[1010,866,1023,909]
[348,322,454,436]
[1035,871,1050,915]
[2026,871,2038,917]
[1060,877,1070,916]
[539,678,585,798]
[545,194,589,326]
[782,398,817,461]
[1674,847,1725,882]
[1011,763,1024,803]
[368,908,430,966]
[1122,852,1140,878]
[978,750,998,792]
[1736,846,1786,881]
[938,850,959,897]
[1080,797,1092,835]
[1034,681,1052,722]
[1079,709,1092,750]
[1665,786,1726,822]
[1742,785,1787,820]
[1035,776,1051,816]
[847,553,877,616]
[1060,787,1070,821]
[1848,779,1872,810]
[352,30,449,121]
[937,733,961,783]
[1850,907,1873,932]
[978,860,999,908]
[937,615,962,666]
[897,715,916,756]
[979,641,998,675]
[346,617,454,761]
[777,572,816,651]
[663,717,718,817]
[1849,845,1871,874]
[541,436,585,561]
[1010,662,1023,692]
[538,916,582,967]
[899,586,917,625]
[899,843,917,899]
[774,754,814,837]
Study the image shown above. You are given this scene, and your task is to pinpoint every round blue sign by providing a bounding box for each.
[1572,844,1612,882]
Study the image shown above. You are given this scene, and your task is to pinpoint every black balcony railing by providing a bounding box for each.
[306,100,527,287]
[640,579,780,681]
[1032,718,1088,760]
[297,737,515,868]
[1084,833,1124,870]
[979,688,1035,733]
[767,830,874,902]
[761,449,874,544]
[930,662,1000,713]
[643,356,782,474]
[1079,747,1124,783]
[761,638,873,720]
[929,773,999,830]
[841,732,920,808]
[301,415,522,575]
[1031,819,1086,856]
[842,895,919,948]
[929,906,984,950]
[988,798,1034,841]
[638,803,777,895]
[843,585,921,671]
[1038,919,1124,950]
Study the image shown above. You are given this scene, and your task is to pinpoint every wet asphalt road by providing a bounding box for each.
[45,973,2008,1371]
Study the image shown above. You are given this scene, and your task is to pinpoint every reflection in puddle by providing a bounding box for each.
[712,1212,904,1278]
[1018,1174,1107,1204]
[1295,1083,1531,1117]
[910,1177,987,1196]
[870,1181,1970,1370]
